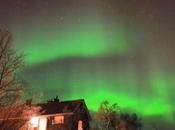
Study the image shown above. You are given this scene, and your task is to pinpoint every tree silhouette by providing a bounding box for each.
[93,100,142,130]
[0,30,40,130]
[94,100,120,130]
[0,30,25,106]
[116,113,142,130]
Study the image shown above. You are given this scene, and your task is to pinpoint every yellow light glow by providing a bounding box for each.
[30,116,39,127]
[39,117,47,130]
[53,116,64,124]
[78,120,83,130]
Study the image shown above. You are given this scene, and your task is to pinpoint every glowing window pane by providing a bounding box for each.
[78,120,83,130]
[53,116,64,124]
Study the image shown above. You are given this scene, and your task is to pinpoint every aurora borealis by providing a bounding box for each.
[1,0,175,129]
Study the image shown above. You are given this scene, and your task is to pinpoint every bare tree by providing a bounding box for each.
[0,105,41,130]
[0,30,41,130]
[0,30,26,106]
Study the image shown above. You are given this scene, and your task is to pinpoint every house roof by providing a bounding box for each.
[36,98,91,120]
[0,98,91,120]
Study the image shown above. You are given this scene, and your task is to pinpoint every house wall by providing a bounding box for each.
[74,107,90,130]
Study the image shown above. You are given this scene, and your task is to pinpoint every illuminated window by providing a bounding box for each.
[52,116,64,124]
[78,120,83,130]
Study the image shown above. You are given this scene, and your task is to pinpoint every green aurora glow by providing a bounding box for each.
[2,0,175,125]
[15,21,130,65]
[18,17,174,121]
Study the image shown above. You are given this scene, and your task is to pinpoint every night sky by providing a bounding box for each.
[1,0,175,129]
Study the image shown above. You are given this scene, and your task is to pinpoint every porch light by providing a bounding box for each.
[30,116,39,127]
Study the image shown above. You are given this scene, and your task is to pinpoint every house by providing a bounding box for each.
[0,97,91,130]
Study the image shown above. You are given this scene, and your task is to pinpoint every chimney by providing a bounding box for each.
[26,99,32,106]
[54,96,59,102]
[47,96,60,105]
